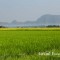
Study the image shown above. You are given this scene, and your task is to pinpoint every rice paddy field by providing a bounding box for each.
[0,28,60,60]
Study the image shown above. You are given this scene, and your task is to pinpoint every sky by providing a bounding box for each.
[0,0,60,22]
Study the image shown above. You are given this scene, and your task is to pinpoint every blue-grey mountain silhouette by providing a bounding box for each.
[36,14,60,25]
[0,14,60,27]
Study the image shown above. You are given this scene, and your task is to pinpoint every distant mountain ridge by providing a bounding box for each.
[37,14,60,25]
[1,14,60,27]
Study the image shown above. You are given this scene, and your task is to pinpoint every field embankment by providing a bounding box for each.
[0,28,60,31]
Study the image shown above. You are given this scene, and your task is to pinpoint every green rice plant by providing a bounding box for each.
[0,29,60,60]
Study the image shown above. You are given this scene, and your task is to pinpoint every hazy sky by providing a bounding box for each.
[0,0,60,22]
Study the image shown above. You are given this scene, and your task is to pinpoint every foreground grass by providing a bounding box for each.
[1,55,60,60]
[0,28,60,60]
